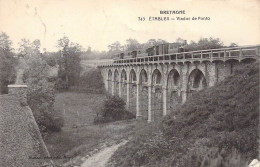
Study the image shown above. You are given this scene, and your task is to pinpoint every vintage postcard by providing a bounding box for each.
[0,0,259,167]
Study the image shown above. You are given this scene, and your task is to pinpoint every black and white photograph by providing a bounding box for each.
[0,0,259,166]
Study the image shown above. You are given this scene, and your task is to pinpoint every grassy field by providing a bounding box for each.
[53,92,105,127]
[44,92,144,166]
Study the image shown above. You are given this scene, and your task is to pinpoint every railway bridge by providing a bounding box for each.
[98,45,260,122]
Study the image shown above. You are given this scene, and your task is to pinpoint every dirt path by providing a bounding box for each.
[81,140,128,167]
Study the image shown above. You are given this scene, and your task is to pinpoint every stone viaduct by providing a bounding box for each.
[98,45,260,122]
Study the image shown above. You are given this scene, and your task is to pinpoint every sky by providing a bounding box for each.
[0,0,259,52]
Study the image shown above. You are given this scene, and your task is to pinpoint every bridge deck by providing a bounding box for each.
[98,45,260,67]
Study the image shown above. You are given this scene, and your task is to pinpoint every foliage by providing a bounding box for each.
[42,51,60,67]
[109,62,259,167]
[108,41,123,52]
[94,95,135,124]
[142,38,168,50]
[125,38,141,51]
[184,37,224,51]
[71,68,105,93]
[20,38,64,136]
[56,36,82,89]
[0,32,16,94]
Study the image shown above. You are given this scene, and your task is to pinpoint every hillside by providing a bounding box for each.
[0,94,52,167]
[109,62,259,167]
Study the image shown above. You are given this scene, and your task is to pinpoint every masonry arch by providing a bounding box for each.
[187,69,207,98]
[139,69,148,120]
[152,69,162,85]
[167,69,181,112]
[129,69,137,83]
[139,69,148,84]
[108,69,112,94]
[151,69,162,121]
[167,69,180,89]
[121,69,127,101]
[129,69,137,115]
[240,58,256,64]
[114,69,119,95]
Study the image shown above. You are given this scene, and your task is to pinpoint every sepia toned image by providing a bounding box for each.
[0,0,259,166]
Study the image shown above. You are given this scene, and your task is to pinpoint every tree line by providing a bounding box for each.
[81,37,238,60]
[0,32,83,137]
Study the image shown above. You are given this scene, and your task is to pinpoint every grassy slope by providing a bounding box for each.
[109,62,259,167]
[45,92,145,166]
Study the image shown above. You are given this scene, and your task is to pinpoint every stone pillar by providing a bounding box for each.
[148,85,152,122]
[181,64,189,104]
[136,83,141,119]
[106,79,109,93]
[118,81,122,97]
[111,80,115,96]
[208,63,217,87]
[162,87,167,116]
[126,82,130,109]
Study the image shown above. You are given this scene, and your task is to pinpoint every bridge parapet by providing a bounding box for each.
[98,45,260,67]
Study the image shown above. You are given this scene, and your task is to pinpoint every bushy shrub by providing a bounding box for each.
[94,95,134,124]
[55,78,68,91]
[23,54,64,137]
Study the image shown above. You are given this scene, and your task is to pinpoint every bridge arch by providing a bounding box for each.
[121,69,127,101]
[139,69,148,84]
[152,69,162,85]
[167,69,181,112]
[129,69,137,83]
[241,57,257,63]
[114,69,119,95]
[187,69,207,98]
[121,69,127,82]
[151,69,162,121]
[167,69,180,89]
[108,69,112,94]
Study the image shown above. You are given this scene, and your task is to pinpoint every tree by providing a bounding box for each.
[108,41,122,52]
[184,37,224,51]
[0,32,13,51]
[125,38,141,51]
[57,36,82,88]
[19,39,64,135]
[229,43,238,47]
[143,39,168,50]
[0,32,16,94]
[94,95,134,124]
[18,38,41,57]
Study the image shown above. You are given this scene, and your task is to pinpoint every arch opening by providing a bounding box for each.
[121,69,127,82]
[188,69,207,91]
[152,69,162,85]
[129,69,137,83]
[139,69,148,84]
[120,69,127,101]
[166,69,181,112]
[167,69,180,89]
